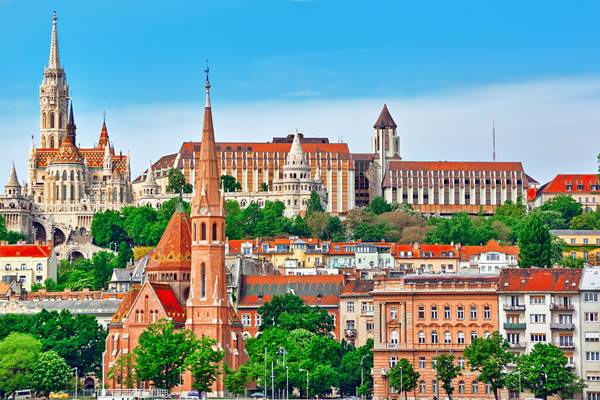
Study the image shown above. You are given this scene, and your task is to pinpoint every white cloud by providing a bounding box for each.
[1,75,599,190]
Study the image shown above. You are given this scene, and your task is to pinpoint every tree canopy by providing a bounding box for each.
[257,293,334,335]
[518,213,563,267]
[221,175,242,193]
[433,353,462,400]
[387,358,420,400]
[166,168,193,194]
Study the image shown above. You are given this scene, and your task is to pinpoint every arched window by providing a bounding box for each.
[193,223,196,241]
[212,223,217,241]
[50,112,55,128]
[42,113,47,129]
[201,223,206,240]
[458,381,465,394]
[70,171,74,181]
[49,136,55,148]
[471,331,478,341]
[444,331,451,344]
[41,136,47,147]
[419,381,426,394]
[201,263,206,298]
[418,331,426,344]
[59,113,64,129]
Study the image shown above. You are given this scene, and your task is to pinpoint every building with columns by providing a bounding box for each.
[104,72,244,395]
[0,13,133,244]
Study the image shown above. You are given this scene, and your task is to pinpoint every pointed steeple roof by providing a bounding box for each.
[193,66,222,215]
[48,12,61,70]
[98,113,110,148]
[6,163,20,188]
[143,162,158,187]
[146,207,192,272]
[287,132,306,166]
[65,100,76,144]
[374,104,397,129]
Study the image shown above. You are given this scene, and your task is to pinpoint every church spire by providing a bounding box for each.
[48,12,61,70]
[65,100,76,144]
[98,112,110,148]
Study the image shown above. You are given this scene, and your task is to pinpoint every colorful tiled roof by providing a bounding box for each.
[146,205,192,272]
[498,268,583,293]
[151,283,186,323]
[542,174,600,194]
[0,244,53,258]
[111,285,141,323]
[34,148,128,173]
[239,275,344,307]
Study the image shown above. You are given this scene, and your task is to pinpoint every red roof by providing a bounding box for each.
[386,160,525,173]
[498,268,582,293]
[542,174,600,194]
[227,240,256,254]
[239,275,344,307]
[394,243,459,259]
[0,244,52,258]
[341,279,374,295]
[460,240,519,261]
[151,283,186,322]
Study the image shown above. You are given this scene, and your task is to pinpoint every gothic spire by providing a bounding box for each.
[48,11,61,70]
[66,100,76,144]
[6,163,20,188]
[98,112,110,148]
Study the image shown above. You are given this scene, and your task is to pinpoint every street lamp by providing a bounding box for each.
[278,347,288,400]
[298,369,309,400]
[399,366,403,399]
[359,354,369,399]
[73,367,78,400]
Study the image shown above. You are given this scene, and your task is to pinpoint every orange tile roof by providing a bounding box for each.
[460,240,519,261]
[341,279,374,295]
[498,268,582,293]
[34,147,128,173]
[542,174,600,194]
[146,206,192,272]
[0,244,52,258]
[386,160,526,172]
[394,243,459,259]
[179,141,352,157]
[111,285,142,323]
[239,275,344,307]
[227,239,257,254]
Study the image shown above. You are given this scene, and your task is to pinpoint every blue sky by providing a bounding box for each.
[1,0,600,184]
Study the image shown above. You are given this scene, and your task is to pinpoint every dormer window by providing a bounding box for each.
[566,184,572,191]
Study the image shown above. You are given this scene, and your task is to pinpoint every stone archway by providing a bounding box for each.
[83,377,95,390]
[32,222,47,242]
[68,250,85,261]
[53,228,66,245]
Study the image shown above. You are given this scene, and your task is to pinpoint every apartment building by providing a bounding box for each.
[0,242,57,291]
[459,240,519,274]
[393,243,460,274]
[372,274,498,400]
[541,174,600,211]
[257,238,332,275]
[551,230,600,265]
[339,280,374,347]
[580,267,600,400]
[497,269,583,375]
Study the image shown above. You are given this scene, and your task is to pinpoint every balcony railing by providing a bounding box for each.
[550,322,575,330]
[503,304,526,311]
[345,328,356,338]
[550,303,574,311]
[558,343,575,349]
[508,342,526,349]
[503,322,527,330]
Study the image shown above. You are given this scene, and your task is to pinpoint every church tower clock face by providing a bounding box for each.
[200,206,208,215]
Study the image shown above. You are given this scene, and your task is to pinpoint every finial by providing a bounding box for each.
[103,110,106,123]
[204,60,211,107]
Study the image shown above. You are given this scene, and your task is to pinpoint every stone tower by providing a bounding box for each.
[0,164,32,240]
[186,70,241,395]
[370,104,399,197]
[39,12,69,149]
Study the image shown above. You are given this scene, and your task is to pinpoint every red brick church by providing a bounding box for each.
[103,72,244,395]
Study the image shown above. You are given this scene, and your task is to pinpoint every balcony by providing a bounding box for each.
[550,303,574,311]
[386,342,399,349]
[503,322,527,330]
[558,343,575,350]
[503,304,526,311]
[508,342,526,349]
[550,322,575,330]
[345,328,356,338]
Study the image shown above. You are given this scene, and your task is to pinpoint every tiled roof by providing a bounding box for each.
[460,240,519,261]
[151,283,186,323]
[386,160,525,173]
[35,147,128,173]
[351,153,377,161]
[542,174,600,194]
[394,244,459,259]
[373,104,397,129]
[180,140,352,157]
[227,240,256,254]
[239,275,344,307]
[0,244,52,258]
[111,285,141,323]
[550,230,600,236]
[341,279,374,295]
[498,268,583,293]
[403,274,498,284]
[328,242,359,255]
[146,206,192,272]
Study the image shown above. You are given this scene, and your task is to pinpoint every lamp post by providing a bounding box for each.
[264,348,268,399]
[73,367,78,400]
[400,366,403,400]
[278,347,288,400]
[359,354,368,399]
[299,369,309,400]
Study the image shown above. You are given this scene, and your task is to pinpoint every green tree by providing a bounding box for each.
[258,294,334,335]
[0,333,41,395]
[530,209,566,230]
[166,168,193,193]
[186,336,224,394]
[260,182,269,192]
[115,241,134,268]
[91,251,118,290]
[224,200,244,240]
[433,354,462,400]
[337,339,373,396]
[305,211,329,239]
[91,210,128,248]
[540,195,583,224]
[221,175,242,192]
[518,213,561,267]
[365,197,394,215]
[387,358,420,400]
[108,353,136,389]
[511,343,581,400]
[569,211,600,230]
[32,350,72,396]
[306,191,324,214]
[464,332,515,400]
[224,365,250,398]
[353,222,386,242]
[327,216,346,241]
[134,320,198,391]
[562,256,585,268]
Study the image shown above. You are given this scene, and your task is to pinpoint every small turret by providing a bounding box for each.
[5,163,22,196]
[103,139,112,176]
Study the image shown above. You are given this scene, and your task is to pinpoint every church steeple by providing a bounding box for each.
[65,100,76,145]
[98,112,110,148]
[40,12,69,149]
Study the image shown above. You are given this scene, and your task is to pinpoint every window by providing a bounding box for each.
[585,332,600,342]
[457,331,465,344]
[507,333,520,344]
[255,314,262,326]
[444,305,451,319]
[559,314,573,324]
[457,306,464,319]
[531,333,547,342]
[484,305,491,320]
[390,330,398,345]
[471,331,478,341]
[390,307,398,320]
[586,313,599,322]
[419,381,426,394]
[431,331,438,344]
[560,335,574,347]
[530,295,545,305]
[583,292,598,303]
[586,352,600,361]
[587,392,600,400]
[432,380,438,395]
[458,357,465,368]
[431,306,438,319]
[418,305,425,319]
[472,381,479,394]
[530,314,546,324]
[486,383,491,394]
[419,357,426,369]
[389,357,398,367]
[201,223,206,240]
[347,301,355,312]
[241,314,251,326]
[366,322,374,332]
[418,331,425,344]
[36,263,43,271]
[212,223,217,241]
[458,381,465,394]
[444,331,451,344]
[470,305,477,319]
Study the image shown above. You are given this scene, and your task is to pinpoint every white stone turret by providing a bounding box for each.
[5,163,21,196]
[103,140,112,176]
[39,12,69,149]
